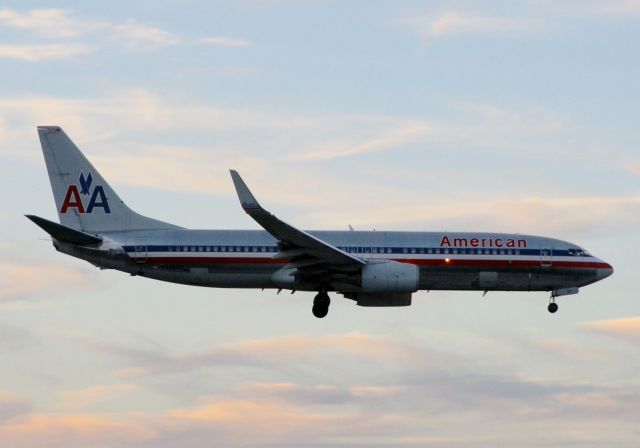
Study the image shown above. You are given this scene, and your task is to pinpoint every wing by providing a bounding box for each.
[229,171,364,282]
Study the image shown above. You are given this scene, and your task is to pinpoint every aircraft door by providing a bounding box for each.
[540,247,552,267]
[134,244,147,264]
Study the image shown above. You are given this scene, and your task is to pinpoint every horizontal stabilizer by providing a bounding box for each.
[25,215,102,245]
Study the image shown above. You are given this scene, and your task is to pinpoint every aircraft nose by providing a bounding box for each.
[596,262,614,280]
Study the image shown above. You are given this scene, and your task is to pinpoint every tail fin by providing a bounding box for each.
[37,126,180,232]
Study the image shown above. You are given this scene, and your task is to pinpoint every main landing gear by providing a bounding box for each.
[548,299,558,314]
[312,291,331,318]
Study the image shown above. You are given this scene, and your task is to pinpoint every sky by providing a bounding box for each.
[0,1,639,446]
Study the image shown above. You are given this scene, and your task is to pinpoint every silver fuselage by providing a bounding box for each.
[56,229,613,293]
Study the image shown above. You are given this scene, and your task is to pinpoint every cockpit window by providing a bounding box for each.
[571,248,591,257]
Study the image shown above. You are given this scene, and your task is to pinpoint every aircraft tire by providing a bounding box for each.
[548,302,559,314]
[313,292,330,318]
[312,304,329,318]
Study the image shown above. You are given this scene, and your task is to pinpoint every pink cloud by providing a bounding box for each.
[0,413,153,448]
[0,261,95,302]
[581,316,640,346]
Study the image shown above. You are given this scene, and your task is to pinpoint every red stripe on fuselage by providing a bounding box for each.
[137,256,610,270]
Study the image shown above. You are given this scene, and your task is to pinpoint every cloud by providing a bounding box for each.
[0,323,37,352]
[0,391,31,424]
[596,0,640,14]
[0,8,250,59]
[159,397,403,448]
[581,316,640,346]
[57,384,138,411]
[0,8,177,47]
[0,89,633,236]
[90,144,268,196]
[625,163,640,177]
[0,89,422,200]
[235,382,403,405]
[292,123,430,161]
[169,398,334,426]
[29,329,640,446]
[76,332,429,379]
[0,8,105,38]
[199,36,251,47]
[0,44,92,61]
[306,193,640,236]
[111,19,180,49]
[0,261,95,302]
[407,11,528,39]
[534,338,602,362]
[0,413,153,448]
[1,383,636,448]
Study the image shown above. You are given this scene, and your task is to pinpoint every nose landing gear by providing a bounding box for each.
[312,291,330,318]
[547,287,579,314]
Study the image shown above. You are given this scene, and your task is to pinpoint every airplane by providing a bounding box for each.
[27,126,613,318]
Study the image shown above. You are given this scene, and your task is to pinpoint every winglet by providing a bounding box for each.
[229,170,260,210]
[228,171,365,265]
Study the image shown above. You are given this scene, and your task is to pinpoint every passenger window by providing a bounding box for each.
[428,249,433,254]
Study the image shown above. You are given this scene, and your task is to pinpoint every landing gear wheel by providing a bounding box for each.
[312,292,330,318]
[312,304,329,318]
[548,302,558,314]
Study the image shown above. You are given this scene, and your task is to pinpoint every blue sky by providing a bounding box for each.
[1,1,639,447]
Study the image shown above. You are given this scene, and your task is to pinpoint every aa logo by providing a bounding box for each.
[60,172,111,214]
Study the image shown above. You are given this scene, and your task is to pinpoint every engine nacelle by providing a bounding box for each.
[360,260,419,294]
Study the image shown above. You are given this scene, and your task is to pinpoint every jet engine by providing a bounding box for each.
[360,260,419,294]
